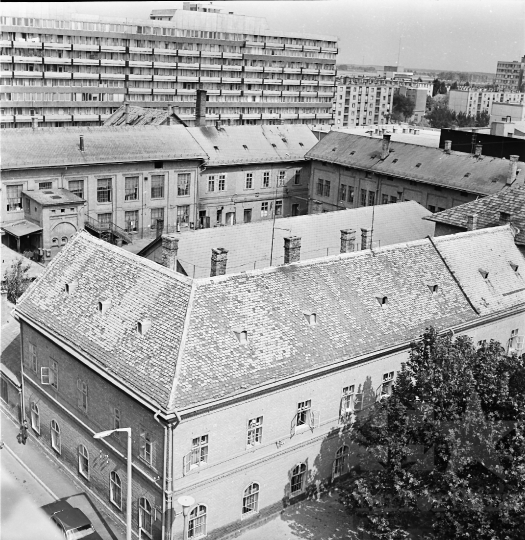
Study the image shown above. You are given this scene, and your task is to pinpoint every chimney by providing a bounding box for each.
[124,102,130,124]
[361,228,371,250]
[79,135,85,152]
[284,236,301,264]
[474,144,482,157]
[381,133,391,160]
[311,201,323,214]
[499,211,511,225]
[508,155,519,185]
[195,89,207,127]
[215,120,222,131]
[210,248,228,277]
[466,213,478,231]
[31,117,38,130]
[167,104,173,126]
[444,140,452,154]
[340,229,356,253]
[161,235,179,271]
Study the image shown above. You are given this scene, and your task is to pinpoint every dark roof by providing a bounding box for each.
[425,184,525,245]
[103,104,186,127]
[305,132,525,196]
[23,188,85,206]
[1,220,43,237]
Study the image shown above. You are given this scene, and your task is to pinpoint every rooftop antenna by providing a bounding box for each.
[397,37,401,67]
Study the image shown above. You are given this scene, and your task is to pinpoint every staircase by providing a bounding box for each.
[84,215,133,245]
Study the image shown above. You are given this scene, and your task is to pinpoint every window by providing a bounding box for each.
[296,400,311,427]
[188,505,207,538]
[347,186,355,203]
[261,201,269,218]
[97,178,112,203]
[380,372,395,399]
[368,191,375,206]
[0,378,7,404]
[242,483,259,515]
[138,497,153,538]
[112,407,121,431]
[339,184,347,202]
[428,205,436,213]
[177,173,190,196]
[48,360,58,390]
[151,208,164,229]
[151,174,165,199]
[360,188,367,206]
[340,385,363,422]
[78,444,89,479]
[51,420,61,453]
[275,200,283,216]
[291,463,306,495]
[124,176,139,201]
[323,180,331,197]
[77,379,88,413]
[30,402,40,433]
[110,471,122,509]
[316,178,324,196]
[390,195,397,204]
[39,181,52,190]
[333,445,349,479]
[246,417,263,447]
[208,176,215,192]
[278,170,286,186]
[292,203,299,216]
[262,171,270,188]
[245,173,253,189]
[218,175,226,191]
[177,205,189,225]
[125,210,138,232]
[28,343,37,372]
[97,213,112,227]
[294,170,301,185]
[140,429,153,465]
[6,184,22,212]
[381,194,389,204]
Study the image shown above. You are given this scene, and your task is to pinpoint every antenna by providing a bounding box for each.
[397,38,401,67]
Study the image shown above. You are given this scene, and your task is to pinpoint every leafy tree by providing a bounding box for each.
[3,257,32,303]
[450,81,458,90]
[392,94,415,122]
[339,328,525,540]
[432,79,448,97]
[425,101,456,128]
[475,110,490,127]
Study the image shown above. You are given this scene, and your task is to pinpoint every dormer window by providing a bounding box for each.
[415,163,421,168]
[137,318,152,336]
[392,158,398,163]
[281,138,287,143]
[303,312,317,326]
[464,172,471,177]
[376,295,388,307]
[510,262,519,273]
[299,142,304,147]
[213,146,219,151]
[479,269,489,280]
[350,151,355,155]
[428,284,439,294]
[234,329,248,344]
[243,144,248,150]
[64,280,78,295]
[98,299,111,315]
[271,143,276,148]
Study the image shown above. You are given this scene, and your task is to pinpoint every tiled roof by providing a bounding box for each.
[138,201,436,278]
[186,124,318,166]
[23,188,84,206]
[103,105,186,127]
[16,227,525,412]
[2,126,206,169]
[305,132,525,196]
[425,185,525,245]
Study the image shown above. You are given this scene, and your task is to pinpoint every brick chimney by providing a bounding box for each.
[284,236,301,264]
[381,133,391,160]
[79,135,85,152]
[124,102,130,124]
[361,228,371,250]
[499,211,511,225]
[211,248,228,277]
[444,140,452,154]
[474,144,482,157]
[508,155,519,185]
[340,229,356,253]
[161,235,179,271]
[466,214,478,231]
[195,89,207,127]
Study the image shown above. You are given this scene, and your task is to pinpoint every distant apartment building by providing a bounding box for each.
[449,88,525,116]
[397,86,427,123]
[0,4,337,128]
[495,55,525,91]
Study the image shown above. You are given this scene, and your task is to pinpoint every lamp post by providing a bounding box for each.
[177,495,195,540]
[94,428,132,540]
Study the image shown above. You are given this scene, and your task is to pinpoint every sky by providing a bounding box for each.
[7,0,525,73]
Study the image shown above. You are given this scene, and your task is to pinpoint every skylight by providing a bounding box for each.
[392,159,398,163]
[243,144,248,150]
[415,163,421,168]
[213,146,219,151]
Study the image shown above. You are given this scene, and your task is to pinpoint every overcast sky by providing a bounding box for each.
[8,0,525,73]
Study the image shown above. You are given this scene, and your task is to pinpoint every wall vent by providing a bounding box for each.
[234,329,248,344]
[64,280,78,295]
[376,295,388,306]
[98,299,111,315]
[427,284,439,294]
[510,262,519,273]
[137,318,152,336]
[303,312,317,326]
[479,269,489,280]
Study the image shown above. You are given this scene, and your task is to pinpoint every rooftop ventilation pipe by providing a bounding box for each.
[508,155,519,185]
[79,135,85,152]
[444,140,452,154]
[381,133,391,160]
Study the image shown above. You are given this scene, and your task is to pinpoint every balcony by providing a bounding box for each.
[73,58,99,66]
[72,73,99,79]
[84,215,132,245]
[128,74,153,81]
[200,51,222,58]
[223,52,242,59]
[129,47,152,54]
[221,77,241,83]
[177,62,199,70]
[178,49,199,57]
[200,63,221,71]
[129,61,153,68]
[153,61,177,69]
[153,48,178,56]
[43,42,70,50]
[101,45,126,53]
[243,78,263,84]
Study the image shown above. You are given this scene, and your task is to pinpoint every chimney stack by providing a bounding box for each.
[474,144,482,157]
[499,211,511,225]
[381,133,391,160]
[215,120,222,131]
[195,88,207,127]
[124,102,130,124]
[361,228,371,250]
[508,155,519,185]
[340,229,356,253]
[161,235,179,271]
[444,140,452,154]
[31,117,38,130]
[284,236,301,264]
[79,135,85,152]
[466,214,478,231]
[167,104,173,126]
[210,248,228,277]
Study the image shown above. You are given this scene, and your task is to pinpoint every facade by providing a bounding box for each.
[397,86,427,123]
[495,55,525,91]
[0,4,337,129]
[305,132,525,215]
[13,226,525,540]
[448,89,525,116]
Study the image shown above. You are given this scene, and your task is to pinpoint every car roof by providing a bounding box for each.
[41,500,91,529]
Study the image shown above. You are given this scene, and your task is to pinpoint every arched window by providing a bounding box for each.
[30,402,40,433]
[188,505,207,538]
[291,463,307,495]
[138,497,152,538]
[333,445,349,479]
[242,483,259,516]
[110,471,122,509]
[78,444,89,479]
[61,236,68,246]
[50,420,61,454]
[52,237,59,246]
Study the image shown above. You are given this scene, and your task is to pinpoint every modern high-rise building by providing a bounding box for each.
[0,3,338,128]
[495,55,525,92]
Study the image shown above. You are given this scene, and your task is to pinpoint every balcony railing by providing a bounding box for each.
[84,215,132,244]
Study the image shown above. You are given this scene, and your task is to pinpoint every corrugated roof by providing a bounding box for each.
[186,124,318,166]
[305,132,525,196]
[425,185,525,245]
[138,201,435,278]
[2,125,206,169]
[103,105,186,127]
[16,227,525,412]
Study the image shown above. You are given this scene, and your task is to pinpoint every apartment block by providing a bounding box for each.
[495,55,525,91]
[449,88,525,116]
[0,4,337,128]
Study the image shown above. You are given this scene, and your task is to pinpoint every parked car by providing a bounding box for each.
[40,500,103,540]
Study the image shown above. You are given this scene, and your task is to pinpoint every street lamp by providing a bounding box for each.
[177,495,195,540]
[93,428,132,540]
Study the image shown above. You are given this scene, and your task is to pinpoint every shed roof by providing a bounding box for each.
[23,188,85,206]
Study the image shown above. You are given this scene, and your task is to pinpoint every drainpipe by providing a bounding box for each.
[153,411,167,540]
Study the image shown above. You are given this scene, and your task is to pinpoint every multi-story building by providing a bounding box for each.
[10,225,525,540]
[495,55,525,91]
[448,88,525,117]
[0,3,337,128]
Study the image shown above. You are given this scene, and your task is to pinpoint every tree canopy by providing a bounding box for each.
[340,328,525,540]
[392,94,415,122]
[3,257,32,303]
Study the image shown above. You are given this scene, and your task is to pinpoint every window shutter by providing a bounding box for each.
[41,367,50,385]
[151,440,157,468]
[331,459,337,482]
[290,415,297,438]
[77,379,82,408]
[354,393,363,411]
[375,384,384,402]
[339,396,345,423]
[309,410,320,429]
[183,451,192,475]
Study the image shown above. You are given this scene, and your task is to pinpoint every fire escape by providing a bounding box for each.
[83,215,132,246]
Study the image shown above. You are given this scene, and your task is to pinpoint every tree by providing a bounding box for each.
[3,257,32,303]
[392,94,415,122]
[475,110,490,127]
[339,328,525,540]
[450,81,458,90]
[425,101,456,128]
